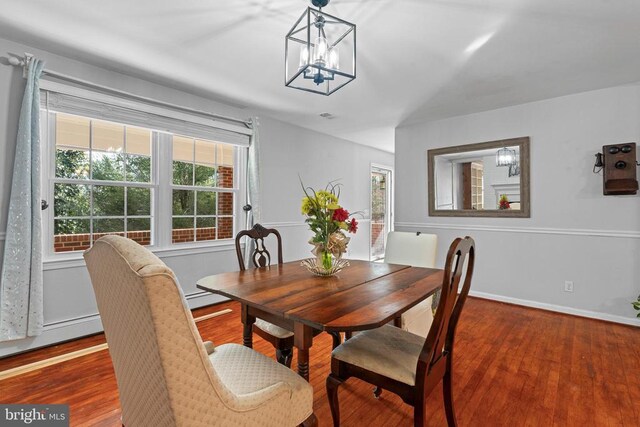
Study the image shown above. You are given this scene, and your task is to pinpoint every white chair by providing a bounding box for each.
[84,235,316,427]
[384,231,438,337]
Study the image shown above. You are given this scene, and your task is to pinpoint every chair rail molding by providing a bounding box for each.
[260,221,307,228]
[261,219,372,229]
[394,222,640,239]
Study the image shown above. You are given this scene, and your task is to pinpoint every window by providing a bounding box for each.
[461,161,483,210]
[44,107,243,256]
[52,113,153,252]
[171,136,237,243]
[470,162,484,210]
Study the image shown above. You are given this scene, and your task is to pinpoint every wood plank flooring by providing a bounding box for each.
[0,297,638,426]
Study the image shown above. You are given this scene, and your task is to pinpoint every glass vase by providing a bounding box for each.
[320,250,333,272]
[301,247,350,277]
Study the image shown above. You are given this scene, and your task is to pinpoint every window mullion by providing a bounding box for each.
[156,132,172,249]
[89,120,94,245]
[123,126,128,236]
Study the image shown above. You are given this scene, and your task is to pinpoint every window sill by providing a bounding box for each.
[43,240,239,271]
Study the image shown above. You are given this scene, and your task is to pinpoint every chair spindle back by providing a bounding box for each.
[235,224,283,271]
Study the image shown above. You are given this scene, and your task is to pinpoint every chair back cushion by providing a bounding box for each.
[384,232,438,268]
[84,236,237,426]
[384,232,438,337]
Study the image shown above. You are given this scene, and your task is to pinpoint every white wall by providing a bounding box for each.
[395,84,640,325]
[434,157,454,209]
[0,37,393,356]
[481,153,520,209]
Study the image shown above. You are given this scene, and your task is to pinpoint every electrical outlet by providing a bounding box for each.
[564,281,574,293]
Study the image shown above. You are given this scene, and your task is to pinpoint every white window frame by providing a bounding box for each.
[369,163,394,262]
[162,133,242,246]
[40,90,247,268]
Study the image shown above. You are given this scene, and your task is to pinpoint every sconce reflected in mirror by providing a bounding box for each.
[428,137,530,217]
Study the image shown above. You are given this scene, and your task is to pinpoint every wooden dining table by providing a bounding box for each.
[196,259,443,381]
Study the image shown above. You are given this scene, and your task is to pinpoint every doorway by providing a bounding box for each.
[370,165,393,261]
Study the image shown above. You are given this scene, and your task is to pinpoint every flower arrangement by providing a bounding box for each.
[498,194,510,210]
[300,181,358,274]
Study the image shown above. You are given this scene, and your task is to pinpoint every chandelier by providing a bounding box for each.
[496,147,516,167]
[285,0,356,95]
[496,147,520,177]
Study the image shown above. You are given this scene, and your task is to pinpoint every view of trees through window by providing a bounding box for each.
[54,151,152,234]
[52,114,153,252]
[170,136,235,243]
[50,112,237,253]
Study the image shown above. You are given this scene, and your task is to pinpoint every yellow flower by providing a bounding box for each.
[316,190,338,208]
[301,197,313,215]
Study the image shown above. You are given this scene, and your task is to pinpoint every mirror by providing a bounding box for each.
[428,137,530,217]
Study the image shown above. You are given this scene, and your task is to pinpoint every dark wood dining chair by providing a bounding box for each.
[326,236,476,427]
[235,223,294,367]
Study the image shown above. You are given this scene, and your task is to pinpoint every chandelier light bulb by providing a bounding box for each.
[299,45,310,69]
[496,147,516,167]
[313,36,328,66]
[328,48,339,70]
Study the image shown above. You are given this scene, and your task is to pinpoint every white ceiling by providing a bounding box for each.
[1,0,640,152]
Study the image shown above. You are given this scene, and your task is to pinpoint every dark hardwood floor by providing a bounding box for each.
[1,297,639,426]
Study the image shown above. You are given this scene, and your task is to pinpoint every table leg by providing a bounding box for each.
[241,304,256,349]
[329,332,341,349]
[393,316,402,328]
[294,322,313,381]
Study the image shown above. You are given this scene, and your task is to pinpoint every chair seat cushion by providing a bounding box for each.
[332,324,425,386]
[210,343,313,423]
[255,318,294,339]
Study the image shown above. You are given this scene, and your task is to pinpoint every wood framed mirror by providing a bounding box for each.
[428,137,530,217]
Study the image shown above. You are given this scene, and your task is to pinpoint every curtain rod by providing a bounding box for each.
[8,53,253,128]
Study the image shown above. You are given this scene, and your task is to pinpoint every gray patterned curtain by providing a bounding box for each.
[243,118,261,268]
[0,58,45,341]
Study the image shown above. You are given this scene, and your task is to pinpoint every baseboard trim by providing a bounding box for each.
[0,292,227,357]
[469,290,640,327]
[0,308,232,381]
[395,222,640,239]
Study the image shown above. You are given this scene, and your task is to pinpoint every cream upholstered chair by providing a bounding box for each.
[384,231,438,337]
[84,235,316,427]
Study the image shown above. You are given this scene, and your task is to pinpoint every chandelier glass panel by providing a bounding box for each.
[285,1,356,95]
[495,146,521,177]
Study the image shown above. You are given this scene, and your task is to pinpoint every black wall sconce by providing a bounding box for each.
[593,142,639,195]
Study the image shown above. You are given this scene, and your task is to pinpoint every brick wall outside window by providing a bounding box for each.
[218,166,234,188]
[371,222,386,259]
[54,222,234,252]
